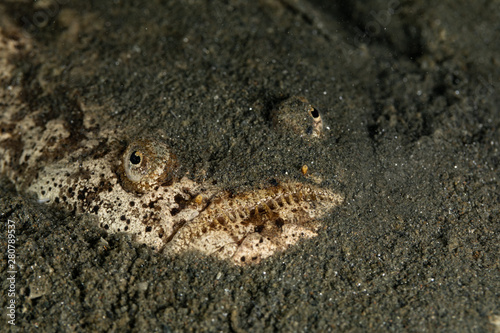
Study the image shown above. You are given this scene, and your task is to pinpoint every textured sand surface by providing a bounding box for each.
[1,0,499,331]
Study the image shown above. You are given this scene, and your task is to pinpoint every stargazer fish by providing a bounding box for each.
[0,22,343,265]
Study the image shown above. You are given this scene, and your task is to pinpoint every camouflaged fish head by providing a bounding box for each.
[0,29,343,266]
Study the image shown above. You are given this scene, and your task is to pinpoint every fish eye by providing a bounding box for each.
[120,139,177,193]
[271,96,324,139]
[310,107,320,119]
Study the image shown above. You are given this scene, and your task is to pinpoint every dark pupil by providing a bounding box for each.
[310,108,319,118]
[130,151,141,165]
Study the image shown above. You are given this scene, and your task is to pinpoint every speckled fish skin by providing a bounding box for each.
[0,25,344,265]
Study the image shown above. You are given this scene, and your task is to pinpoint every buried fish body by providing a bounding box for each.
[1,129,343,264]
[0,29,343,265]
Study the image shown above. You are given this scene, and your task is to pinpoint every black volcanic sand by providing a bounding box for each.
[1,0,499,331]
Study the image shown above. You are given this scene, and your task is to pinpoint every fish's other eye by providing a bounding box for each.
[271,96,324,139]
[120,139,177,193]
[310,107,320,119]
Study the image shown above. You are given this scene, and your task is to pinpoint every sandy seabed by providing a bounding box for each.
[1,0,499,331]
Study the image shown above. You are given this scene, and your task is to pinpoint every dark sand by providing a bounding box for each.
[1,0,499,331]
